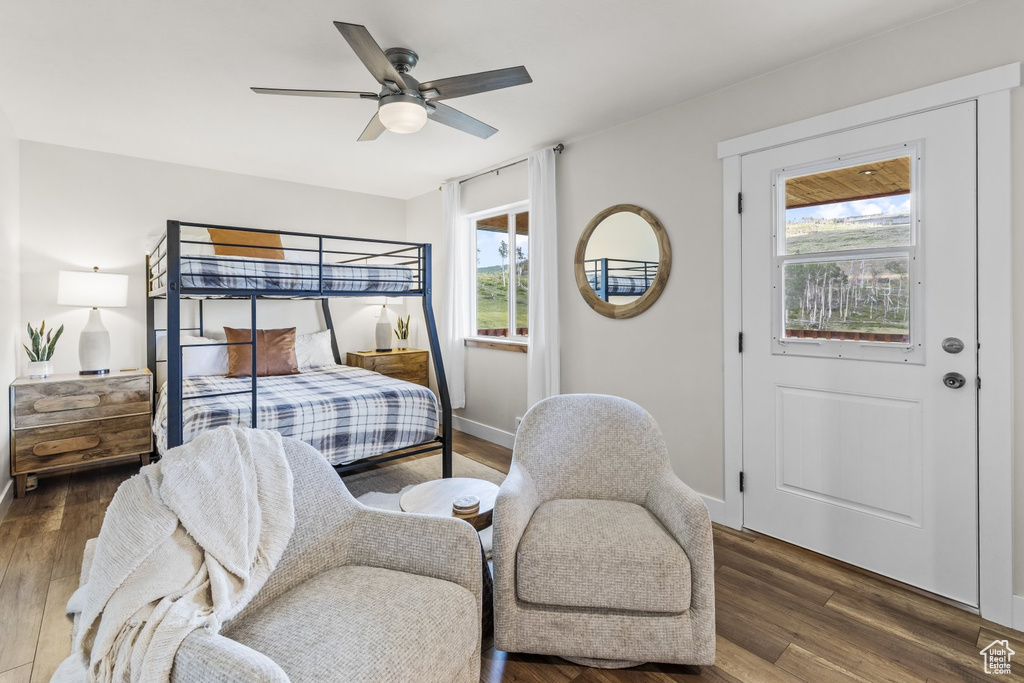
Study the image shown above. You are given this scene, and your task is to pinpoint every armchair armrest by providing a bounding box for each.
[344,505,483,603]
[172,630,289,683]
[491,463,541,595]
[645,469,715,616]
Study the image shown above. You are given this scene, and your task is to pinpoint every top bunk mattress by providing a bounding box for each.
[175,255,417,293]
[153,365,439,466]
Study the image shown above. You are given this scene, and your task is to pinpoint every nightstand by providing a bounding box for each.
[9,369,153,497]
[346,348,429,387]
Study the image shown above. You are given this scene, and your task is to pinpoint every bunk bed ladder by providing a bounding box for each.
[166,220,184,449]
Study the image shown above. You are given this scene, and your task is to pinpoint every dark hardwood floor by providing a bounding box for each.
[1,430,1021,682]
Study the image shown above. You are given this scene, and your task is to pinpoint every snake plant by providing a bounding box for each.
[24,320,64,362]
[393,315,411,340]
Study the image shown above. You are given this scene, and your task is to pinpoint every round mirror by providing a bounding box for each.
[574,204,671,318]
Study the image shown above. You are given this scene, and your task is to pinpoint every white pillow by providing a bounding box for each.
[181,228,216,257]
[296,330,336,371]
[157,334,230,377]
[284,249,320,263]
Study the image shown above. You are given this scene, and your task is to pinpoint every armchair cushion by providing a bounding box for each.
[226,565,478,683]
[515,499,691,614]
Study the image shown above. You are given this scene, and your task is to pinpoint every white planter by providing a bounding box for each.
[27,361,53,378]
[395,338,409,350]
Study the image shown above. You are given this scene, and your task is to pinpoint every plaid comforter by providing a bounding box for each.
[153,365,439,465]
[176,255,417,293]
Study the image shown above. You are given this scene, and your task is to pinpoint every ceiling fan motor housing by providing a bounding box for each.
[385,47,419,73]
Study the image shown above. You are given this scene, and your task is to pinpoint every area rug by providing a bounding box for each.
[342,453,506,555]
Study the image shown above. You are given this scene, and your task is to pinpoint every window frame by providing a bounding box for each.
[465,200,531,345]
[770,143,924,364]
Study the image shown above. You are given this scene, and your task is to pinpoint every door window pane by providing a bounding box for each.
[784,157,912,255]
[783,257,910,343]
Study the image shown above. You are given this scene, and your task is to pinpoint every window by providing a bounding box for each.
[473,203,529,339]
[775,150,918,352]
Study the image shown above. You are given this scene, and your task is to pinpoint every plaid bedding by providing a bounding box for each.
[588,274,655,295]
[153,365,439,465]
[171,255,417,293]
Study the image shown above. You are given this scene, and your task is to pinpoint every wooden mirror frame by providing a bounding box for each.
[574,204,672,319]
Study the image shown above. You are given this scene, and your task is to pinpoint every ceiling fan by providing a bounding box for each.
[252,21,533,141]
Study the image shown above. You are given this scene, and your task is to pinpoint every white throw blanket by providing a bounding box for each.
[53,427,295,683]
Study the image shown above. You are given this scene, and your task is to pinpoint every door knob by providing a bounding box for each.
[942,372,966,389]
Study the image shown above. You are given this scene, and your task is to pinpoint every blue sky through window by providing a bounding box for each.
[477,229,507,268]
[786,193,910,222]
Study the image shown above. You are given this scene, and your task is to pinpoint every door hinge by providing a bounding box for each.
[737,192,743,214]
[977,376,982,390]
[739,471,745,492]
[738,332,744,353]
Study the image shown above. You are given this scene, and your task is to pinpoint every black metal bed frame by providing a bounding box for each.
[584,257,658,302]
[145,219,453,478]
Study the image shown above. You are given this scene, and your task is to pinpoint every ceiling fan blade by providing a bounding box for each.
[419,66,532,101]
[333,22,407,90]
[428,102,497,139]
[357,112,387,142]
[251,87,378,99]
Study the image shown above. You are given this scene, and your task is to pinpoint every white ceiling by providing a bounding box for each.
[0,0,974,199]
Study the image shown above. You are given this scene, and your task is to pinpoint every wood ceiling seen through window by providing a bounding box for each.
[476,212,529,234]
[786,156,910,209]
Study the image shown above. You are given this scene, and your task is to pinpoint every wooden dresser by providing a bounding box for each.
[9,369,153,497]
[346,348,429,387]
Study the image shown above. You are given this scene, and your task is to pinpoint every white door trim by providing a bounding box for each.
[719,63,1020,625]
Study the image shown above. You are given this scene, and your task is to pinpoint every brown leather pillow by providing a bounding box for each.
[224,327,300,377]
[208,228,285,260]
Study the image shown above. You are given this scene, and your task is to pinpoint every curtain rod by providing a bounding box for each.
[440,143,564,190]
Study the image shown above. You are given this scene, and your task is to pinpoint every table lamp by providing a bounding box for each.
[57,267,129,375]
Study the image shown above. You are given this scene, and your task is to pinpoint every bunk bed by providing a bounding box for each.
[584,257,659,301]
[146,220,453,477]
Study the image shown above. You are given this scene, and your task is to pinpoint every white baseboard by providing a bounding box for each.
[0,477,14,523]
[701,495,726,525]
[1012,595,1024,632]
[452,416,516,450]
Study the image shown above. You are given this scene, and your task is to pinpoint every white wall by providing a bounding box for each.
[555,0,1024,591]
[0,104,19,513]
[18,142,408,379]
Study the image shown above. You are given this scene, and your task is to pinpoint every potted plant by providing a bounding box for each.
[394,315,411,350]
[23,320,63,378]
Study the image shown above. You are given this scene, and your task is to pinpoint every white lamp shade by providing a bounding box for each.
[58,270,129,308]
[378,100,427,134]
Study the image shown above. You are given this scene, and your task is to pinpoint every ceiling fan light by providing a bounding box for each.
[379,99,427,134]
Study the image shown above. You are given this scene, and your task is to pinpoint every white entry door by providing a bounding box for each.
[741,102,978,606]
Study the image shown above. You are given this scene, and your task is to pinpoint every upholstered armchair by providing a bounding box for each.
[492,394,715,669]
[167,437,483,682]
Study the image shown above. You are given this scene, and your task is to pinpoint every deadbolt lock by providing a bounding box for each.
[942,372,967,389]
[941,337,965,354]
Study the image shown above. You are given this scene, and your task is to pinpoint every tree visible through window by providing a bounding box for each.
[474,206,529,338]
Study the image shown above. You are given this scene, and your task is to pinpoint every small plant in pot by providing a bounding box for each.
[394,315,411,350]
[24,320,64,378]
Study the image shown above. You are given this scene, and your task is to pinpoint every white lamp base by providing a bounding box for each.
[79,308,111,375]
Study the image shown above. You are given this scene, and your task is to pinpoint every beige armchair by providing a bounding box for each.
[492,394,715,669]
[168,437,483,682]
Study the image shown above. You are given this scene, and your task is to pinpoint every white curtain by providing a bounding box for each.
[526,148,560,407]
[441,181,469,409]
